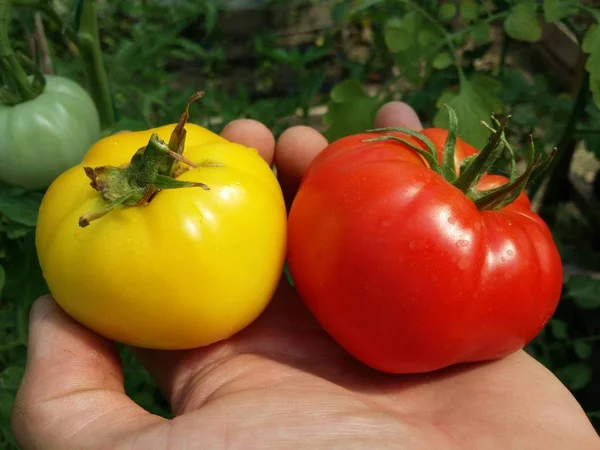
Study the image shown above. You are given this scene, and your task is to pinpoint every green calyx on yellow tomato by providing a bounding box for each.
[79,92,209,227]
[363,105,556,211]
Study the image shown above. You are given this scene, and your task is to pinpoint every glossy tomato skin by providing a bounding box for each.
[36,123,287,349]
[287,129,562,373]
[0,75,101,190]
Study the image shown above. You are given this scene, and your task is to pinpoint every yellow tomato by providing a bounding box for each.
[35,121,287,349]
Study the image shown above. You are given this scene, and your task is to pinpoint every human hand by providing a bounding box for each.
[12,103,600,449]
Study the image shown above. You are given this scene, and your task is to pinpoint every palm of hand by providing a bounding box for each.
[130,282,595,450]
[12,106,599,449]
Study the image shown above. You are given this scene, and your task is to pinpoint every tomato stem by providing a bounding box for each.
[0,0,45,104]
[439,104,459,182]
[76,0,115,130]
[455,124,556,211]
[78,92,210,227]
[480,119,518,182]
[361,105,556,212]
[474,138,556,210]
[165,91,204,176]
[452,116,509,194]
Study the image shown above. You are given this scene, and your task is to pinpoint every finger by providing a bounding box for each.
[220,119,276,165]
[274,125,328,204]
[374,101,423,130]
[12,296,164,449]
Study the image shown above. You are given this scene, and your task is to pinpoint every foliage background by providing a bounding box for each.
[1,0,600,446]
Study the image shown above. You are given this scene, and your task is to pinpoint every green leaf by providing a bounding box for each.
[418,27,438,47]
[384,17,413,53]
[0,366,25,421]
[417,20,444,48]
[0,264,5,297]
[203,1,219,34]
[439,3,457,21]
[471,22,491,43]
[283,261,295,287]
[566,275,600,309]
[331,1,352,22]
[460,0,479,22]
[2,233,47,307]
[574,341,593,360]
[388,12,432,85]
[1,220,32,240]
[582,103,600,159]
[583,25,600,108]
[0,184,43,227]
[549,319,568,340]
[433,74,504,148]
[582,25,600,54]
[504,2,542,43]
[556,363,593,391]
[323,79,383,142]
[543,0,578,23]
[0,366,25,391]
[131,391,156,410]
[433,52,454,70]
[511,103,537,127]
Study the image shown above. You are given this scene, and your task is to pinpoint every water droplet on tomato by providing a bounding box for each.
[447,217,456,225]
[458,258,469,270]
[474,222,482,231]
[456,240,469,248]
[507,249,514,256]
[501,256,506,262]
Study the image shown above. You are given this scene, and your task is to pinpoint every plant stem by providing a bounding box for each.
[13,0,80,45]
[575,127,600,136]
[33,12,53,74]
[578,4,599,18]
[0,0,37,102]
[548,334,600,349]
[497,31,510,77]
[77,0,114,130]
[0,339,26,352]
[449,11,509,42]
[403,0,466,79]
[534,66,590,225]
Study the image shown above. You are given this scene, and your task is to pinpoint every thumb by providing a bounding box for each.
[11,296,165,449]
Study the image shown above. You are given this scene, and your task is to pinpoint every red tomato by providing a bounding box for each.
[287,128,562,374]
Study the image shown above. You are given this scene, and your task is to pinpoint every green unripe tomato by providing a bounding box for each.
[0,75,101,191]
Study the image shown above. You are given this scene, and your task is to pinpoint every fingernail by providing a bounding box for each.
[29,295,58,324]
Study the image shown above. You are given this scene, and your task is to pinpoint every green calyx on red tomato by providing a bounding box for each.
[363,106,555,212]
[287,105,563,375]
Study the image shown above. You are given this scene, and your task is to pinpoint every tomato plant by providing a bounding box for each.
[0,75,101,191]
[35,93,287,349]
[287,110,563,374]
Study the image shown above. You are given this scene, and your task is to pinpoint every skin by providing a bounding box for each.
[11,102,600,449]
